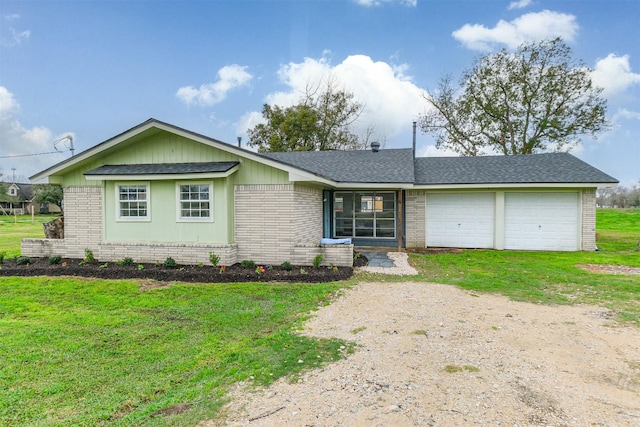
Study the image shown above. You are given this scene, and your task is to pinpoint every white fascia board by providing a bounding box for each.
[332,182,414,189]
[85,165,239,181]
[413,182,602,190]
[29,121,162,182]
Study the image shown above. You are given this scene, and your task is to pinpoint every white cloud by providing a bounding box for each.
[0,87,70,181]
[241,54,428,143]
[418,144,459,158]
[452,10,578,51]
[354,0,417,6]
[508,0,532,10]
[614,108,640,121]
[1,14,30,47]
[591,54,640,98]
[176,64,252,107]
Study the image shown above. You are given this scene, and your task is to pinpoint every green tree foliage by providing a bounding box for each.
[419,38,609,156]
[32,184,64,213]
[248,80,366,152]
[0,182,18,204]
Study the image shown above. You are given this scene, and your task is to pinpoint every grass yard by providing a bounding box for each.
[0,277,352,426]
[401,208,640,324]
[0,209,638,425]
[0,215,58,257]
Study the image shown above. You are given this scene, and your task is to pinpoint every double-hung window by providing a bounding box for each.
[176,182,213,222]
[117,183,149,221]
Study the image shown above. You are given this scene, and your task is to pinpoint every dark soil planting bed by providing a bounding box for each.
[0,256,367,283]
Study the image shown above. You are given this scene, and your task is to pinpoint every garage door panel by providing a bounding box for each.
[505,192,579,251]
[426,193,495,248]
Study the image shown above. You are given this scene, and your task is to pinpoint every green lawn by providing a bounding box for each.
[0,209,638,425]
[0,215,58,257]
[0,278,351,426]
[401,208,640,324]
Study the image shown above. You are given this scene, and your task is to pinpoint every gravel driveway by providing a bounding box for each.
[216,280,640,426]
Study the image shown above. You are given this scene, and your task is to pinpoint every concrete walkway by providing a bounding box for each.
[359,251,395,268]
[356,251,418,276]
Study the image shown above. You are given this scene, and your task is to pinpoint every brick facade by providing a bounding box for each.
[23,184,354,267]
[234,184,353,266]
[404,190,426,248]
[581,189,597,251]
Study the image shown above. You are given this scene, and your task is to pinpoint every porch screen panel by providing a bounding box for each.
[333,191,395,239]
[334,192,354,237]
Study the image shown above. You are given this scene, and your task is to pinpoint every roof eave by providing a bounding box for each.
[413,182,617,190]
[84,164,240,181]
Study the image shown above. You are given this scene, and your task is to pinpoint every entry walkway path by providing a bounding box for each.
[356,251,418,276]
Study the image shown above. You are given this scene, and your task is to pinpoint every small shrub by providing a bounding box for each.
[241,260,255,269]
[99,263,108,268]
[209,251,220,267]
[353,251,361,260]
[255,265,266,275]
[163,257,177,268]
[16,256,31,266]
[312,254,324,268]
[137,264,144,271]
[48,255,62,265]
[280,261,293,271]
[117,257,134,266]
[84,248,95,263]
[300,268,307,275]
[0,251,6,265]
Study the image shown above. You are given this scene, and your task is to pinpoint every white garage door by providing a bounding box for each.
[426,193,495,248]
[505,192,579,251]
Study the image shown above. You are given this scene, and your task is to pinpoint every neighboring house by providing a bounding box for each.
[23,119,618,267]
[0,183,62,215]
[1,183,33,215]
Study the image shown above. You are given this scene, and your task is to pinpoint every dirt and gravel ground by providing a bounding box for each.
[216,280,640,427]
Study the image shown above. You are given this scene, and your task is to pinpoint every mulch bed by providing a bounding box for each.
[0,255,368,284]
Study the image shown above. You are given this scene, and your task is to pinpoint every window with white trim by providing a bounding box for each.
[117,183,149,220]
[176,182,213,221]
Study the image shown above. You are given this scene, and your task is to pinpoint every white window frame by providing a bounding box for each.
[175,181,214,223]
[115,182,150,222]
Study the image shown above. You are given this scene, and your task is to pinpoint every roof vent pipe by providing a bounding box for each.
[237,137,242,148]
[371,141,380,152]
[412,121,417,158]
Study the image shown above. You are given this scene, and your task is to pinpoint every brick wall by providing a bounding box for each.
[405,190,425,248]
[23,184,353,267]
[234,184,352,266]
[581,189,597,251]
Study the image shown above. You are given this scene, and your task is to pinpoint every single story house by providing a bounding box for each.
[23,118,618,267]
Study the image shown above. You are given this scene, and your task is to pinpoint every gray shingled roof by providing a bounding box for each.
[84,162,239,176]
[414,153,618,185]
[262,148,415,183]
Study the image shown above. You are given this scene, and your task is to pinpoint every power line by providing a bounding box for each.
[0,151,64,159]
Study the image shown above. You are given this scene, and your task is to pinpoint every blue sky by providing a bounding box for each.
[1,0,638,185]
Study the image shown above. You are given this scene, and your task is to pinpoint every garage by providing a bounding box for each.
[426,193,495,248]
[504,192,580,251]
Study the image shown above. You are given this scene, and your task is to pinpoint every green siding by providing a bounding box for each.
[53,129,292,245]
[104,179,231,244]
[57,130,290,186]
